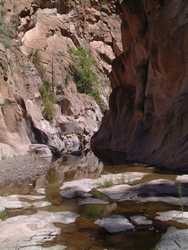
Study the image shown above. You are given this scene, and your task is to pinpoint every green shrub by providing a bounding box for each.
[39,80,55,121]
[70,47,101,104]
[82,204,104,219]
[0,209,8,220]
[96,179,113,188]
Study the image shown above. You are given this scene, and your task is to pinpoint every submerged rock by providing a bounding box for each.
[95,215,134,233]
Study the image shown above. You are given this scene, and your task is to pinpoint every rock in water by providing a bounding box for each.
[95,215,134,233]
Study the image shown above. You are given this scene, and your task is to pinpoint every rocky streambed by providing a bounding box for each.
[1,155,188,250]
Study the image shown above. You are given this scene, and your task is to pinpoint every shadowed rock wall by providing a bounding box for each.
[92,0,188,171]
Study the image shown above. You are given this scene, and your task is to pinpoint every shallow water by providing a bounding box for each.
[1,154,188,250]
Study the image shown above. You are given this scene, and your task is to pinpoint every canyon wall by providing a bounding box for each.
[92,0,188,171]
[0,0,121,159]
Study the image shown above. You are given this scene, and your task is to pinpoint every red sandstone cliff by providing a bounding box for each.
[92,0,188,171]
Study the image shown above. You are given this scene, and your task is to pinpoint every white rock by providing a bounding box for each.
[0,195,31,209]
[36,188,46,195]
[99,184,131,201]
[95,215,134,233]
[33,201,51,208]
[21,246,66,250]
[97,172,148,186]
[60,178,95,198]
[130,215,152,226]
[0,211,78,249]
[156,210,188,225]
[176,175,188,183]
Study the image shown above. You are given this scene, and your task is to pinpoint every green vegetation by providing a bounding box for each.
[0,209,8,220]
[70,47,101,104]
[82,204,104,219]
[177,182,184,213]
[39,80,55,121]
[96,179,113,188]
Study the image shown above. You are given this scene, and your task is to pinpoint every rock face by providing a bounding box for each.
[0,0,121,159]
[154,227,188,250]
[92,1,188,170]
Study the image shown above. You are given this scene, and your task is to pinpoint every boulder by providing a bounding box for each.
[95,215,134,233]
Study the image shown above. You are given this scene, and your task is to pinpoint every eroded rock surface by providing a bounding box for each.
[0,0,122,159]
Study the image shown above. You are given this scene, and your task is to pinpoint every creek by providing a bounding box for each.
[0,154,187,250]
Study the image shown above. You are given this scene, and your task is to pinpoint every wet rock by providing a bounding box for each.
[133,179,178,197]
[79,198,109,206]
[156,210,188,226]
[0,211,78,249]
[130,215,152,226]
[60,178,95,199]
[154,227,188,250]
[133,196,188,207]
[98,184,131,201]
[95,215,134,233]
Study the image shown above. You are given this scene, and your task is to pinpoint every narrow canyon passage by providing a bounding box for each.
[0,1,188,250]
